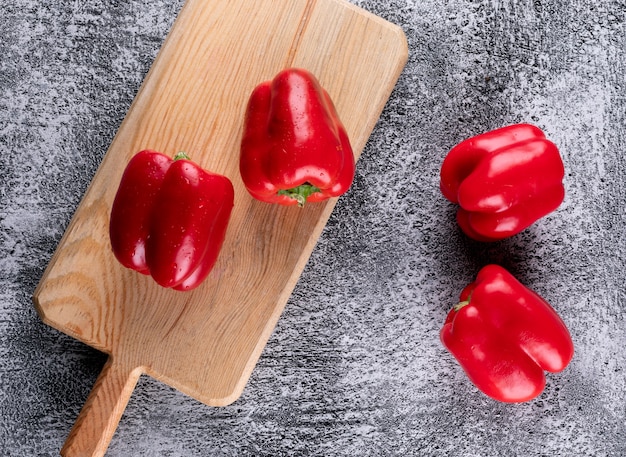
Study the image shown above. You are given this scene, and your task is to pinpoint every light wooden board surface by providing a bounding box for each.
[32,0,407,455]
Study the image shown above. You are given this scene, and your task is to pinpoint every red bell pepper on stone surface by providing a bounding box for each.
[109,150,234,291]
[240,68,355,207]
[440,264,574,403]
[439,124,565,241]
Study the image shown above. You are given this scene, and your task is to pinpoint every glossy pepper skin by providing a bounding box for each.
[240,68,355,207]
[439,124,565,241]
[109,150,234,291]
[440,264,574,403]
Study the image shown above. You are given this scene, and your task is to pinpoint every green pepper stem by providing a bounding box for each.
[174,151,190,161]
[453,291,473,311]
[278,183,321,207]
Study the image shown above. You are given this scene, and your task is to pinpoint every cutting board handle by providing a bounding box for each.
[61,357,142,457]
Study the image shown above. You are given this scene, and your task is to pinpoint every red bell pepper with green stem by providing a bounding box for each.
[439,124,565,241]
[109,150,234,291]
[239,68,355,207]
[440,264,574,403]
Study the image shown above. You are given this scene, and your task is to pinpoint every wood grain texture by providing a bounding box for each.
[32,0,407,455]
[61,359,142,457]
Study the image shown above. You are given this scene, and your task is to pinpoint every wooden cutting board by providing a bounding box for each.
[32,0,407,455]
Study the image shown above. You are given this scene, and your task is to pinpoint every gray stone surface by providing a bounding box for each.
[1,0,625,455]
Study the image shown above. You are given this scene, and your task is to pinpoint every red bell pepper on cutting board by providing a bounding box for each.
[440,264,574,403]
[439,124,565,241]
[240,68,355,207]
[109,150,234,291]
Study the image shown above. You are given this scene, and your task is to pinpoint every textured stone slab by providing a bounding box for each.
[1,0,625,456]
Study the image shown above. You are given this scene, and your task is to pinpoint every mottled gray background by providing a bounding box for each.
[1,0,625,456]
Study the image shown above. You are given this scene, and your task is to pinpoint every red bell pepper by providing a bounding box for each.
[439,124,565,241]
[239,68,355,207]
[109,150,234,291]
[440,264,574,403]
